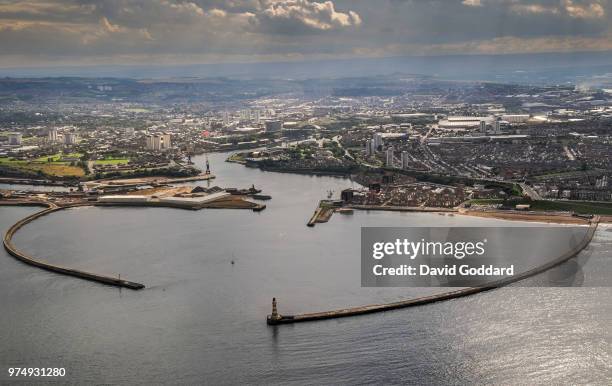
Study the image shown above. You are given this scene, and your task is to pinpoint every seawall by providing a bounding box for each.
[2,203,145,290]
[268,216,599,325]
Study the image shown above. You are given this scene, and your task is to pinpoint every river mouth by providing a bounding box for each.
[2,153,611,384]
[7,152,592,314]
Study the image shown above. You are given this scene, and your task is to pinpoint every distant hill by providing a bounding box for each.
[1,51,612,85]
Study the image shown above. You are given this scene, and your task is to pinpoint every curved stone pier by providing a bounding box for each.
[2,203,145,290]
[268,216,599,325]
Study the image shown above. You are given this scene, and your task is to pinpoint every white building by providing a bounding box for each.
[124,127,135,137]
[401,151,409,169]
[438,116,493,129]
[240,109,251,121]
[386,146,394,167]
[8,132,22,146]
[501,114,530,124]
[48,128,59,143]
[373,133,384,150]
[146,133,171,151]
[493,119,501,134]
[64,133,78,145]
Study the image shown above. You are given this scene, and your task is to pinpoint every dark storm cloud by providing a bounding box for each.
[0,0,610,66]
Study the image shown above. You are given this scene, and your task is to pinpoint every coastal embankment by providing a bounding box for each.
[3,203,145,290]
[268,216,599,325]
[1,192,264,289]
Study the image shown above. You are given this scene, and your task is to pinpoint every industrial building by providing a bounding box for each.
[265,120,283,132]
[438,116,493,129]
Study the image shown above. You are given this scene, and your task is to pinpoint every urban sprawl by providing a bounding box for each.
[1,76,612,216]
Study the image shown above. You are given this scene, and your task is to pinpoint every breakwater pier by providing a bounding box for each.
[3,202,145,290]
[268,216,599,325]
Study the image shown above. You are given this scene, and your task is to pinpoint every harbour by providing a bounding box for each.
[1,152,611,384]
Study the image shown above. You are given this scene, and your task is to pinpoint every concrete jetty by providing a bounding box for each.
[307,202,335,227]
[2,203,145,290]
[268,216,599,325]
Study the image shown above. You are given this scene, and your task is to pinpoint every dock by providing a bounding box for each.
[306,202,336,227]
[268,216,599,325]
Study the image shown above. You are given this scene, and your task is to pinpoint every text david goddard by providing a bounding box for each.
[360,227,525,288]
[372,264,515,277]
[361,226,593,287]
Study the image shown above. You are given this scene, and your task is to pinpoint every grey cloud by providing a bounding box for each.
[0,0,610,66]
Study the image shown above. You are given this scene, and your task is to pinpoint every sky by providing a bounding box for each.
[0,0,611,68]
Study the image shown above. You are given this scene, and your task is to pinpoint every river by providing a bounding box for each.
[0,152,610,384]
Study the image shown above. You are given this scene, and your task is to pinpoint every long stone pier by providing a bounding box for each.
[2,203,145,290]
[268,216,599,325]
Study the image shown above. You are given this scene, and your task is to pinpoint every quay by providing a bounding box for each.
[268,216,599,325]
[308,203,455,227]
[307,204,334,227]
[3,203,145,290]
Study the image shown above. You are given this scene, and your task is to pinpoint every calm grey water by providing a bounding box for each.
[1,152,611,385]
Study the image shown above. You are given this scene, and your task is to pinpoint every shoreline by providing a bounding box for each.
[457,209,591,225]
[345,205,592,225]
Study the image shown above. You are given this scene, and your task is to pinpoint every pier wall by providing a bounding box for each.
[2,203,144,290]
[268,217,599,325]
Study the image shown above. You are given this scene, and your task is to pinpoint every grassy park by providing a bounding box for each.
[0,152,85,177]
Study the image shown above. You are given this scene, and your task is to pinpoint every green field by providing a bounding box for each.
[529,200,612,215]
[468,198,612,215]
[35,152,83,162]
[0,157,84,177]
[1,152,85,177]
